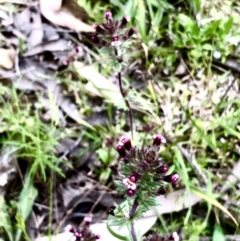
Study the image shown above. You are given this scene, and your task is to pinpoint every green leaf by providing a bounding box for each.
[189,0,200,14]
[202,43,213,51]
[96,148,108,164]
[223,17,233,35]
[178,14,195,28]
[0,196,13,241]
[18,178,38,220]
[136,0,147,40]
[107,216,127,240]
[15,178,38,241]
[190,186,238,226]
[213,225,225,241]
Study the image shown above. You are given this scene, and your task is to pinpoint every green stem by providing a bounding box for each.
[117,72,134,139]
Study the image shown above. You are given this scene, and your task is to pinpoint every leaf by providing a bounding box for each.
[223,17,233,36]
[213,225,225,241]
[73,62,124,105]
[15,178,38,241]
[0,48,16,70]
[190,186,238,226]
[0,196,13,241]
[39,0,94,32]
[96,148,108,164]
[18,178,38,220]
[178,14,195,28]
[136,0,147,40]
[221,159,240,192]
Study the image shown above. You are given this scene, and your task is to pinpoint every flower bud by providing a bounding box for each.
[129,173,138,182]
[120,16,130,28]
[112,36,119,42]
[109,165,119,175]
[157,163,168,174]
[91,36,102,45]
[116,142,126,158]
[153,134,166,146]
[118,57,123,63]
[75,231,82,238]
[120,136,131,150]
[156,187,167,195]
[127,27,136,38]
[163,173,180,184]
[104,11,112,20]
[84,216,92,225]
[95,234,101,239]
[127,188,135,197]
[93,24,105,34]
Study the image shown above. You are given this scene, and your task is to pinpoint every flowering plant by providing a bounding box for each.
[91,11,180,241]
[108,135,180,241]
[65,217,100,241]
[91,11,136,137]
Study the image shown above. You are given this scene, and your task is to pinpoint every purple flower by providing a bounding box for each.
[127,188,135,197]
[111,135,180,201]
[104,11,112,20]
[123,177,137,190]
[92,12,135,52]
[153,134,166,146]
[116,142,126,158]
[157,163,168,174]
[119,136,132,150]
[127,27,136,38]
[163,173,180,184]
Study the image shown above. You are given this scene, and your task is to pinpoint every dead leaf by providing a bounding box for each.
[74,62,163,118]
[221,159,240,192]
[23,39,70,56]
[73,62,124,105]
[14,7,44,49]
[0,145,18,195]
[0,8,12,25]
[0,48,16,69]
[39,0,94,32]
[7,58,93,128]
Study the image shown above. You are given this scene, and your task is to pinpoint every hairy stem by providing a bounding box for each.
[129,198,139,241]
[131,223,138,241]
[117,71,133,138]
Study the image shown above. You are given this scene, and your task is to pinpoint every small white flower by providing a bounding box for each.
[111,40,122,46]
[84,216,92,223]
[123,178,136,190]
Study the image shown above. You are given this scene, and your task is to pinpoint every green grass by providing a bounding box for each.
[1,0,240,240]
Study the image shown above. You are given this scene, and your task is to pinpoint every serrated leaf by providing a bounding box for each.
[108,216,128,227]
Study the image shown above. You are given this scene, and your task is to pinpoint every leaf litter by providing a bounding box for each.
[0,1,240,241]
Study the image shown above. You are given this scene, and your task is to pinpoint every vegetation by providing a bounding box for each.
[0,0,240,241]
